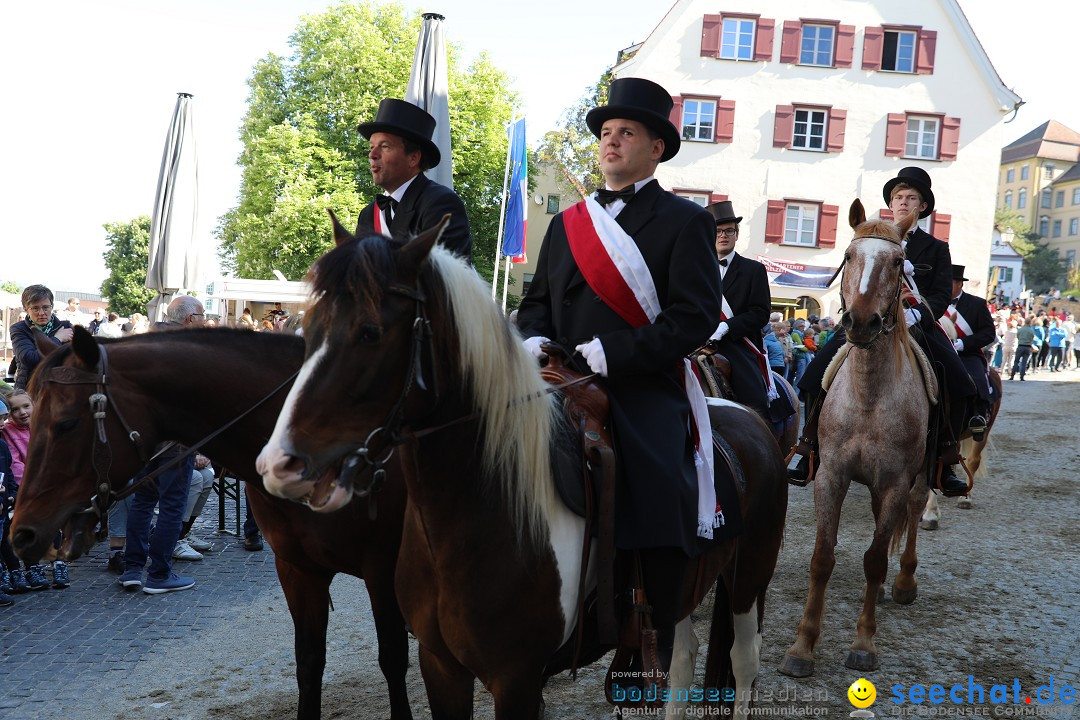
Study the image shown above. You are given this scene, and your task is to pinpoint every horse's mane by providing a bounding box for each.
[852,219,903,245]
[427,248,559,548]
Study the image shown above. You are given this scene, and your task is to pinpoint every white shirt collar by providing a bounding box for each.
[598,176,655,218]
[387,173,420,207]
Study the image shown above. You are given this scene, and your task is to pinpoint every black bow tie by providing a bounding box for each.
[595,186,635,207]
[375,194,398,214]
[952,297,961,305]
[719,258,729,267]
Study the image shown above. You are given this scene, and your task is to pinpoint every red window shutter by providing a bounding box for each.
[709,193,729,204]
[819,204,839,248]
[916,29,937,74]
[715,100,736,143]
[885,113,906,157]
[765,200,785,243]
[933,212,951,242]
[754,18,775,61]
[669,95,684,134]
[879,209,895,221]
[835,24,855,67]
[940,116,961,160]
[701,14,722,58]
[862,26,884,70]
[773,105,794,148]
[826,108,847,152]
[780,20,801,63]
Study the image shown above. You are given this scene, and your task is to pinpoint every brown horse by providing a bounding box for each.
[256,218,788,718]
[9,329,412,720]
[780,200,931,677]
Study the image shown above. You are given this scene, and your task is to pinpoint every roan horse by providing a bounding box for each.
[9,329,413,720]
[780,200,932,677]
[257,218,788,718]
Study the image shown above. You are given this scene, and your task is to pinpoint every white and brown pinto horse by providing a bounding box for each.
[780,200,931,676]
[257,217,789,718]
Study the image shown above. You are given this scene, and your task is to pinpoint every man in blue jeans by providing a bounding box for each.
[118,296,205,594]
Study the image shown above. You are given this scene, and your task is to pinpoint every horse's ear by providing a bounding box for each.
[70,325,100,369]
[894,206,918,237]
[34,331,59,358]
[849,199,866,229]
[399,213,450,268]
[328,209,354,248]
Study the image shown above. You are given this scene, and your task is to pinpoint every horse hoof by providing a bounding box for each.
[892,584,918,605]
[920,517,938,531]
[779,654,815,678]
[958,497,973,509]
[845,650,880,671]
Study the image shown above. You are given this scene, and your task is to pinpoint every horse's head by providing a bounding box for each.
[838,199,916,349]
[257,213,451,512]
[11,328,152,563]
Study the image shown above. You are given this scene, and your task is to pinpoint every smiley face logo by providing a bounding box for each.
[848,678,876,708]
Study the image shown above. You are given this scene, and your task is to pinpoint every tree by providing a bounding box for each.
[1,280,20,294]
[536,70,611,198]
[101,216,156,316]
[1011,231,1068,293]
[218,3,518,283]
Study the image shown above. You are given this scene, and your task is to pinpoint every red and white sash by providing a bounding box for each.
[719,292,779,401]
[563,198,720,539]
[943,304,973,338]
[373,205,392,238]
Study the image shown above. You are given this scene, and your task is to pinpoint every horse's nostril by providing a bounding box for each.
[12,528,37,552]
[275,453,307,477]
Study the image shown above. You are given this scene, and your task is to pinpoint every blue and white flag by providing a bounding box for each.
[501,118,527,263]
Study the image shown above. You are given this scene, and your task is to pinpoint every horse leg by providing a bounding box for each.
[703,575,733,703]
[489,670,546,720]
[920,493,940,530]
[958,437,984,509]
[780,473,849,678]
[846,484,909,671]
[275,557,333,720]
[663,616,699,719]
[364,559,413,720]
[892,478,928,606]
[418,645,475,720]
[729,598,763,717]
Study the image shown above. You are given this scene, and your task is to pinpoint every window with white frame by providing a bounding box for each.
[1053,220,1062,238]
[792,108,827,151]
[1045,163,1055,179]
[905,116,939,159]
[1056,190,1065,208]
[1018,188,1027,209]
[675,192,711,207]
[1021,165,1029,180]
[1070,218,1078,236]
[1006,168,1015,183]
[720,17,755,60]
[1072,188,1080,205]
[800,24,834,66]
[998,267,1013,283]
[881,29,917,72]
[1004,190,1013,209]
[681,99,716,141]
[1039,216,1049,236]
[917,216,931,233]
[1041,188,1052,209]
[783,203,819,246]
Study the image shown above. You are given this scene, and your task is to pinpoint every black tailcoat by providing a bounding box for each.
[712,253,771,414]
[950,291,996,403]
[357,173,473,262]
[517,180,722,555]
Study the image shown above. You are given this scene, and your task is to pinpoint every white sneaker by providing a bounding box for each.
[172,542,204,561]
[186,534,212,552]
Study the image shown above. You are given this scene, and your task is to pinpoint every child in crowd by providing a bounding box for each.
[0,435,17,604]
[1,390,69,590]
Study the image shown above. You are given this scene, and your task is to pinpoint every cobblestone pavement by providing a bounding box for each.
[1,372,1078,720]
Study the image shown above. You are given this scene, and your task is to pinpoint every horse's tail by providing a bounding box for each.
[959,435,994,480]
[890,499,912,556]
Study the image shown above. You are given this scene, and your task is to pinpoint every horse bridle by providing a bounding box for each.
[45,344,300,524]
[836,236,908,350]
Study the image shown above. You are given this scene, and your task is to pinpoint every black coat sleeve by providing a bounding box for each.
[515,219,557,341]
[419,184,473,263]
[959,295,996,351]
[921,238,953,320]
[725,260,771,342]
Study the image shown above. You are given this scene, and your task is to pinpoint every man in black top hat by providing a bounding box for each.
[790,166,974,494]
[517,77,721,687]
[356,98,472,261]
[704,200,772,418]
[944,264,995,434]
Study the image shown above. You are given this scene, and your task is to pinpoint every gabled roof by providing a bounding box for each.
[1001,120,1080,164]
[1052,159,1080,186]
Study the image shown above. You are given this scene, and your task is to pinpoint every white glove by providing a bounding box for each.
[575,337,609,377]
[903,259,915,280]
[522,336,550,359]
[904,308,921,327]
[952,338,964,352]
[709,321,729,341]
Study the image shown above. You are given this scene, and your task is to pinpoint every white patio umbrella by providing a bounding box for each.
[146,92,200,321]
[404,13,453,189]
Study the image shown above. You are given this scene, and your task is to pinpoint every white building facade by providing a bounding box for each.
[614,0,1020,317]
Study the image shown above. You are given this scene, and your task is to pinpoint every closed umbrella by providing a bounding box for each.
[146,92,200,321]
[404,13,453,189]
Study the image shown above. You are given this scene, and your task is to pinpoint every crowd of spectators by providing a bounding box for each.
[986,305,1076,381]
[761,312,836,388]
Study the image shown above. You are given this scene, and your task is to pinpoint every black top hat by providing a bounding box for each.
[358,99,441,168]
[951,264,968,282]
[706,200,742,226]
[585,78,681,162]
[882,166,935,218]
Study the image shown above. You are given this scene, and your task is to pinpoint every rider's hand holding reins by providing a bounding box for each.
[575,338,608,377]
[522,336,551,359]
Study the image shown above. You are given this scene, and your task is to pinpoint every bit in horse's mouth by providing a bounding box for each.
[299,461,347,511]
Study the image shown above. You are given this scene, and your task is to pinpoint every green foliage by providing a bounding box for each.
[100,216,156,316]
[993,207,1031,237]
[536,69,611,198]
[1,280,20,294]
[218,2,518,283]
[1011,232,1068,293]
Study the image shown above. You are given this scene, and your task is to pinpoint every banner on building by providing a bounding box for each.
[756,256,837,289]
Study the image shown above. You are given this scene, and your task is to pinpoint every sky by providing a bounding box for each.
[1,0,1078,295]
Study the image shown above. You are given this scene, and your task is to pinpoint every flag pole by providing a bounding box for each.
[500,256,512,312]
[491,115,515,300]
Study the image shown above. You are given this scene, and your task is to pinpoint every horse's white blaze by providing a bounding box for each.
[857,239,893,295]
[546,500,593,647]
[257,342,327,498]
[730,601,761,718]
[664,617,699,719]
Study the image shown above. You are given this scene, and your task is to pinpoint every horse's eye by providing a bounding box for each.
[894,258,903,266]
[358,324,381,344]
[55,418,78,435]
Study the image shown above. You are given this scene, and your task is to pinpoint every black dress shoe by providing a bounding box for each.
[243,533,264,551]
[938,466,967,495]
[787,454,812,485]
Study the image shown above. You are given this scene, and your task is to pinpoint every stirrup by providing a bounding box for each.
[968,415,987,443]
[785,444,815,487]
